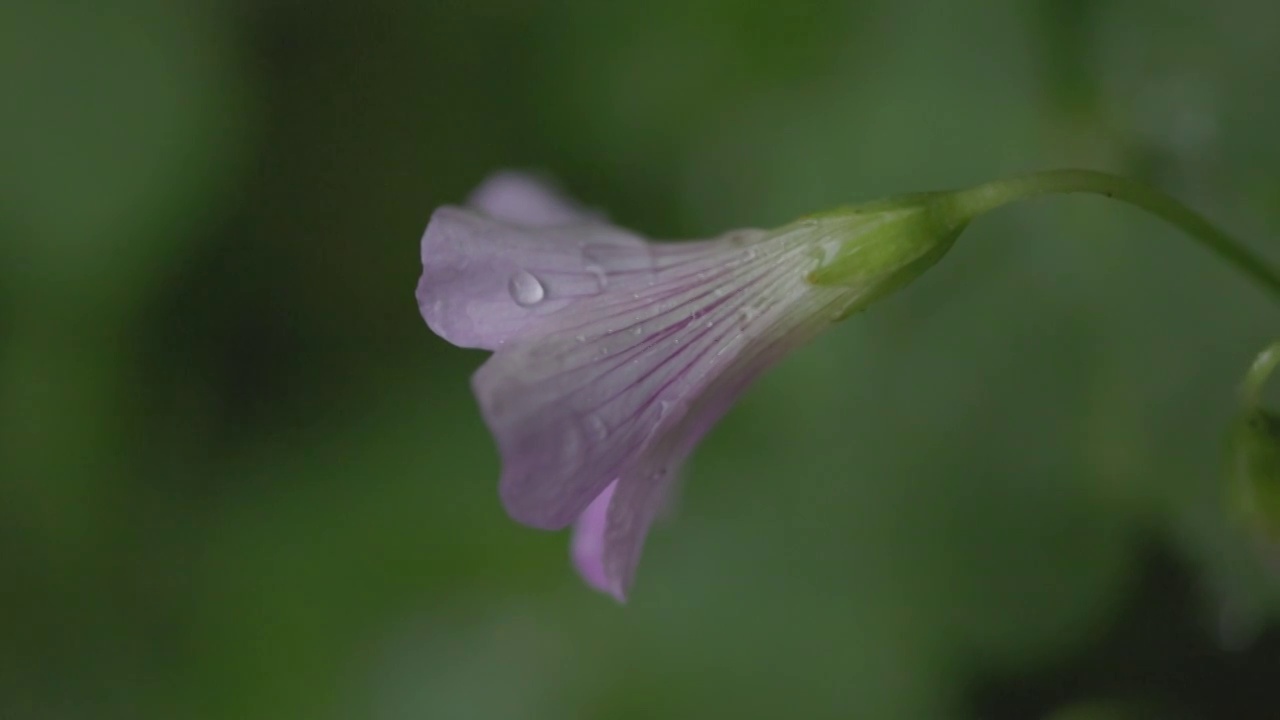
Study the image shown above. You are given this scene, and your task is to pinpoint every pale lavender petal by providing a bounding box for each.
[416,208,649,350]
[466,171,597,228]
[595,443,684,602]
[570,479,618,598]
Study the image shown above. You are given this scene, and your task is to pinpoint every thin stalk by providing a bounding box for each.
[939,169,1280,303]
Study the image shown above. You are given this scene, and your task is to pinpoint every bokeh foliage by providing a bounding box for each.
[2,1,1279,718]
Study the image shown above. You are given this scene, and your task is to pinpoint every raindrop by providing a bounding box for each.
[584,263,608,292]
[508,270,545,307]
[586,415,609,441]
[561,425,584,463]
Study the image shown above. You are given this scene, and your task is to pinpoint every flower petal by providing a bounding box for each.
[416,208,650,350]
[465,171,597,228]
[571,449,683,602]
[570,479,618,597]
[598,458,679,602]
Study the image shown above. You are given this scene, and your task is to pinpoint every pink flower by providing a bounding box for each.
[418,172,964,600]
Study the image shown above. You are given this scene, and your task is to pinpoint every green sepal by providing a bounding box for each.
[802,192,969,320]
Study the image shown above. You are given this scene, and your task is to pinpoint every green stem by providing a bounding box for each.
[1244,341,1280,404]
[940,169,1280,303]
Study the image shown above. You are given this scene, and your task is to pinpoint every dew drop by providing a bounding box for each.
[586,415,609,441]
[738,306,758,325]
[631,324,643,336]
[585,263,608,292]
[508,270,545,307]
[561,425,584,463]
[574,334,586,343]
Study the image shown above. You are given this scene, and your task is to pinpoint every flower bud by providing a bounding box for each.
[1228,342,1280,553]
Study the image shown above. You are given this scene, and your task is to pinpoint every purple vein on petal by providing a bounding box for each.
[526,257,781,419]
[541,232,802,354]
[494,229,819,431]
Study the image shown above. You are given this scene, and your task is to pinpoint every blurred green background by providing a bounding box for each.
[3,1,1280,718]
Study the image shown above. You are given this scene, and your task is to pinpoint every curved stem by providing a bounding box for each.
[939,169,1280,303]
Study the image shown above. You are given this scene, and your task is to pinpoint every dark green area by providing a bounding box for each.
[3,1,1279,718]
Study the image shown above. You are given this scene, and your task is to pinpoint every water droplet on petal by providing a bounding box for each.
[586,415,609,441]
[561,425,584,464]
[738,306,758,325]
[508,270,545,307]
[574,334,586,343]
[631,324,643,336]
[585,263,608,292]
